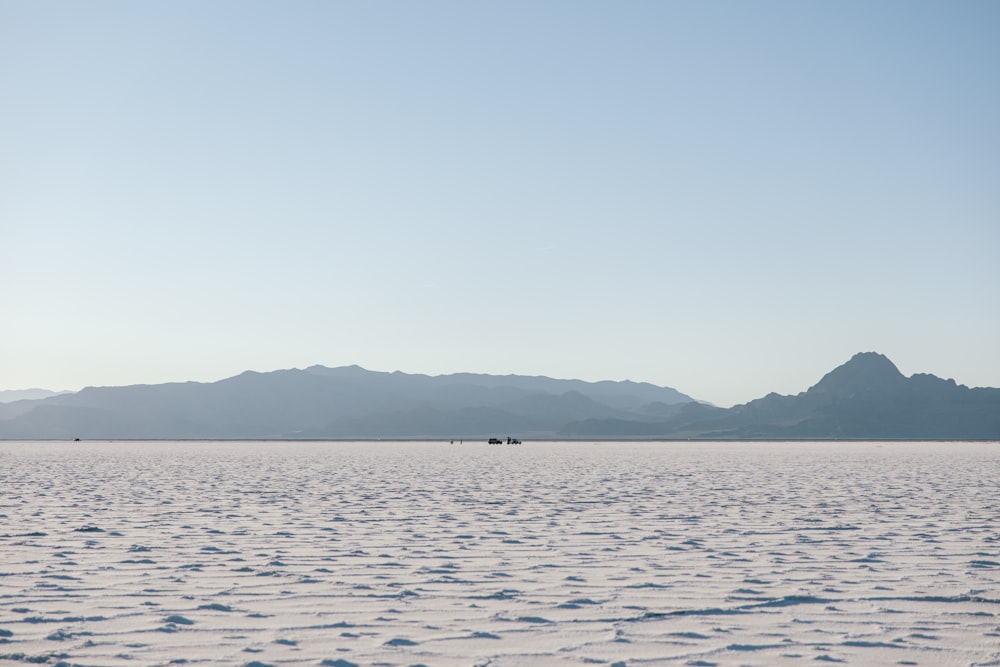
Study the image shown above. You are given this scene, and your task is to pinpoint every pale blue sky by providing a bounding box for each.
[2,1,998,407]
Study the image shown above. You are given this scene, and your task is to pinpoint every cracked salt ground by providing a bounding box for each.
[0,440,998,666]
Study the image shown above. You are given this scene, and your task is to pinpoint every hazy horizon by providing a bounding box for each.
[3,1,998,407]
[2,351,996,414]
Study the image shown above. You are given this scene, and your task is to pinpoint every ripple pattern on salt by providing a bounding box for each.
[0,439,998,666]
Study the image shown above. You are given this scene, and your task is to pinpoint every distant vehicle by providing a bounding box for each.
[488,437,522,445]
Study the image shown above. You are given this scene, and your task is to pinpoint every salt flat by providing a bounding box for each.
[1,440,998,667]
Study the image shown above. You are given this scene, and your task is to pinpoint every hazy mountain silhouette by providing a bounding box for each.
[0,388,71,403]
[564,352,1000,439]
[0,366,692,439]
[2,353,996,439]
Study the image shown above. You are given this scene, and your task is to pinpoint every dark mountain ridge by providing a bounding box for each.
[564,352,1000,439]
[0,365,693,439]
[2,353,997,440]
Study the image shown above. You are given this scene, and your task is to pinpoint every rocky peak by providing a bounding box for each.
[806,351,906,398]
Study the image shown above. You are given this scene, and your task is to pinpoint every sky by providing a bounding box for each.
[2,1,998,407]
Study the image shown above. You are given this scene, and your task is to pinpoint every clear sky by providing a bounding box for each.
[2,1,998,407]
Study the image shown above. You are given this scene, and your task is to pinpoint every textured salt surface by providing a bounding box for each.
[0,440,998,666]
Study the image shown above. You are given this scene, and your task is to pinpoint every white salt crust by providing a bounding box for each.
[1,440,998,666]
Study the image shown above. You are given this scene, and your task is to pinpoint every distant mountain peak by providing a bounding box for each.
[807,351,905,397]
[851,351,896,364]
[304,364,373,377]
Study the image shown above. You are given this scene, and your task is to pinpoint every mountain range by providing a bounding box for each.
[564,352,1000,439]
[1,353,997,439]
[0,365,692,439]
